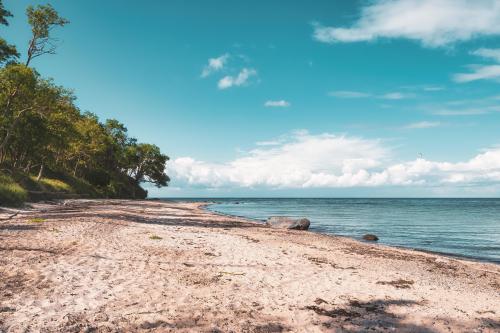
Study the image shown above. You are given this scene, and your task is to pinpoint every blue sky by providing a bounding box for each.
[4,0,500,197]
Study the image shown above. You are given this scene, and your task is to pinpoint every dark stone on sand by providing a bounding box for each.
[362,234,379,241]
[266,216,310,230]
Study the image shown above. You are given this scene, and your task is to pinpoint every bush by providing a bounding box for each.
[53,172,101,197]
[35,177,73,192]
[0,173,28,206]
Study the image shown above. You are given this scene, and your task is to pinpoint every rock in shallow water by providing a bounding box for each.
[362,234,379,241]
[266,216,310,230]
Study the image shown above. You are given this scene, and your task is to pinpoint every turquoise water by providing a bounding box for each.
[194,198,500,264]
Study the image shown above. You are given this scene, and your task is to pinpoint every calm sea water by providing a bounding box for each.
[173,198,500,264]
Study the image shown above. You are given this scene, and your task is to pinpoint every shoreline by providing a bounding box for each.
[1,199,499,332]
[201,200,500,266]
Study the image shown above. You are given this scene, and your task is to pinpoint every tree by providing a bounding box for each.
[126,143,170,187]
[25,4,68,66]
[0,64,38,162]
[0,0,19,64]
[0,3,68,163]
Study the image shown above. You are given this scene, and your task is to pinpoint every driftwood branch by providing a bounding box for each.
[0,209,20,220]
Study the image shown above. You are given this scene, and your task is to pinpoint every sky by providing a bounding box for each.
[3,0,500,197]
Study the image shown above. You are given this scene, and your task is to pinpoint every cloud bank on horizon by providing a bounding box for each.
[168,131,500,190]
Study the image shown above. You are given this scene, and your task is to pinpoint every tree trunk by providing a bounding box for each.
[36,163,44,181]
[73,158,80,177]
[0,107,32,158]
[26,38,35,67]
[24,160,32,173]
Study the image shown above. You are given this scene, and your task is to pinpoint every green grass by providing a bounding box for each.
[0,173,28,207]
[149,235,163,240]
[1,168,141,206]
[29,176,73,193]
[28,217,46,223]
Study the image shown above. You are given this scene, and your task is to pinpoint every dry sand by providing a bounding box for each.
[0,199,498,332]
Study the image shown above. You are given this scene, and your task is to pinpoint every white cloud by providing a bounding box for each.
[168,131,388,188]
[328,91,371,98]
[201,54,229,78]
[472,48,500,62]
[168,131,500,189]
[264,100,291,107]
[313,0,500,47]
[453,48,500,83]
[380,92,414,100]
[329,91,413,99]
[432,105,500,116]
[433,109,488,116]
[255,140,283,146]
[422,96,500,116]
[218,68,257,89]
[422,85,445,92]
[453,65,500,83]
[404,121,441,129]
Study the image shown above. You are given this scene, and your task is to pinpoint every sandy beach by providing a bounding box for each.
[0,199,498,332]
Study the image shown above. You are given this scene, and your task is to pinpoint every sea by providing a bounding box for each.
[169,198,500,264]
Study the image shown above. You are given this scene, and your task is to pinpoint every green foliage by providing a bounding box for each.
[26,4,69,38]
[0,2,169,206]
[28,217,45,223]
[32,177,73,192]
[0,173,27,206]
[0,39,18,64]
[0,0,18,64]
[26,4,69,65]
[126,143,170,187]
[0,0,12,26]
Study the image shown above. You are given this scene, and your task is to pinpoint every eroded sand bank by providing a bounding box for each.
[0,200,498,332]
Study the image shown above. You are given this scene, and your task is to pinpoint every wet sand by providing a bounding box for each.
[0,199,498,332]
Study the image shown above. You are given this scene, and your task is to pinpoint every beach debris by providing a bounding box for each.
[250,323,286,332]
[362,234,379,241]
[266,216,310,230]
[307,256,329,265]
[240,235,260,243]
[305,305,361,319]
[149,234,162,240]
[0,306,16,313]
[314,298,329,305]
[219,271,246,276]
[348,300,380,312]
[376,279,414,289]
[476,310,496,315]
[434,258,450,264]
[0,208,21,220]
